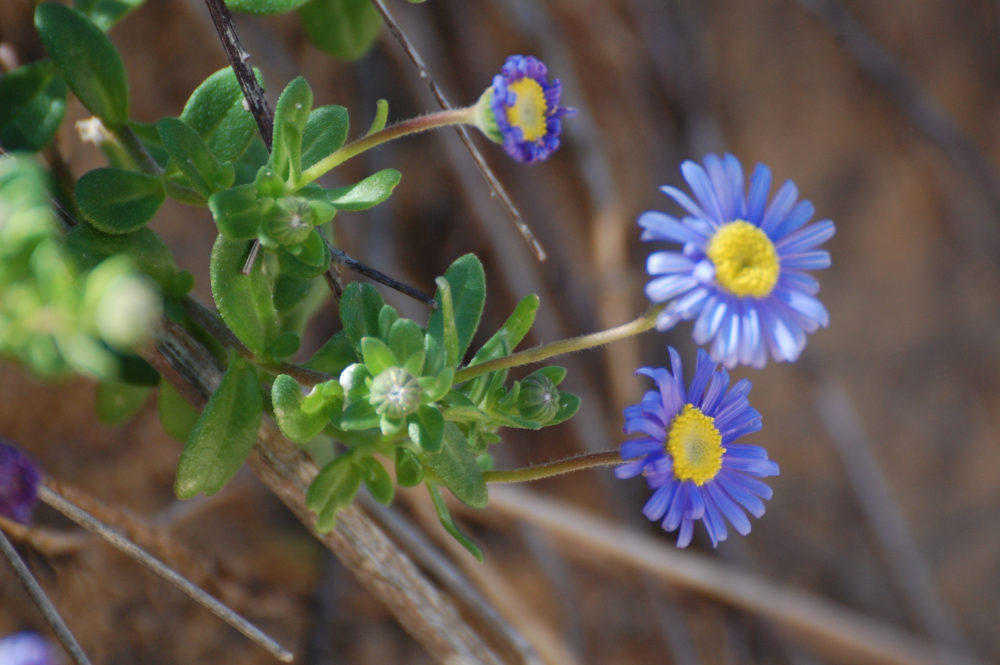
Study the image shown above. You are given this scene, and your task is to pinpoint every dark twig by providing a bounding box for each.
[38,485,294,663]
[328,242,436,307]
[201,0,272,275]
[0,527,93,665]
[368,0,546,262]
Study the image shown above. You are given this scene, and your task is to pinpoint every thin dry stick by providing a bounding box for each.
[143,319,508,665]
[368,0,546,262]
[815,382,971,655]
[477,486,986,665]
[38,486,294,663]
[0,527,93,665]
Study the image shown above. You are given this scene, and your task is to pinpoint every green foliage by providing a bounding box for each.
[321,168,401,211]
[298,0,382,62]
[157,379,200,442]
[428,482,483,561]
[302,105,349,171]
[95,381,152,425]
[272,373,330,443]
[210,236,280,356]
[75,0,145,31]
[306,455,361,532]
[225,0,311,15]
[75,168,165,234]
[157,117,235,199]
[425,423,487,509]
[175,357,263,498]
[180,67,261,163]
[0,62,67,151]
[35,3,129,127]
[270,77,313,186]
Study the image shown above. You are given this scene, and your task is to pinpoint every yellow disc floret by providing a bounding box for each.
[506,78,548,142]
[666,404,724,485]
[706,220,780,298]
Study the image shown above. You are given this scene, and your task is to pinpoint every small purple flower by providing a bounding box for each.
[616,347,779,547]
[640,153,834,368]
[0,440,42,524]
[480,55,574,163]
[0,632,57,665]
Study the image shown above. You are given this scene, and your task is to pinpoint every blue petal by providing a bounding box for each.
[668,346,685,401]
[638,211,706,245]
[737,304,765,368]
[668,286,711,320]
[719,468,774,499]
[675,517,695,548]
[770,199,814,240]
[719,474,767,517]
[702,495,728,546]
[643,483,674,521]
[776,219,835,254]
[760,304,806,362]
[781,249,831,270]
[685,483,705,519]
[759,179,799,235]
[662,480,686,531]
[686,348,715,407]
[711,307,741,368]
[647,251,695,275]
[778,270,820,295]
[660,184,708,220]
[724,154,747,218]
[692,295,728,345]
[645,274,699,303]
[745,163,772,223]
[720,408,763,442]
[614,459,645,479]
[706,481,752,535]
[621,438,663,460]
[704,153,740,222]
[699,366,730,416]
[775,288,830,328]
[681,160,724,223]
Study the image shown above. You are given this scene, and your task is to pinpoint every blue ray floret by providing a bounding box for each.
[639,153,835,368]
[616,347,779,547]
[0,632,56,665]
[0,439,41,524]
[484,55,574,163]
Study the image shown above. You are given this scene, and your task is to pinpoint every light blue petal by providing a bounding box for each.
[638,211,706,244]
[681,159,724,222]
[725,154,747,218]
[685,483,706,519]
[643,483,674,521]
[760,304,806,362]
[614,459,645,479]
[778,270,820,295]
[675,517,695,547]
[662,480,686,531]
[719,475,767,517]
[720,468,775,499]
[706,481,752,535]
[668,346,685,401]
[746,163,772,223]
[686,348,715,407]
[705,153,739,221]
[702,495,728,546]
[711,308,741,369]
[771,199,814,239]
[621,438,663,459]
[776,219,835,254]
[645,274,698,303]
[661,184,708,220]
[647,251,695,275]
[759,179,798,235]
[775,288,830,328]
[699,365,730,416]
[781,249,831,270]
[692,295,728,345]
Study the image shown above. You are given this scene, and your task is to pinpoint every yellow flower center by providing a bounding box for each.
[666,404,724,485]
[706,220,780,298]
[506,78,548,142]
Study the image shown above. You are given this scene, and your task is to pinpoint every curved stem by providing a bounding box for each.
[299,107,476,186]
[483,450,621,484]
[455,305,664,385]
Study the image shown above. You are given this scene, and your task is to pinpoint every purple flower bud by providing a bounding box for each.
[0,632,57,665]
[0,440,42,524]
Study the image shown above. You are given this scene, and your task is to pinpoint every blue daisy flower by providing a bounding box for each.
[0,632,56,665]
[0,439,41,524]
[616,347,779,547]
[480,55,574,163]
[639,154,835,368]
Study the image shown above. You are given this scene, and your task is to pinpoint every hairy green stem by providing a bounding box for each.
[454,305,665,385]
[299,107,476,186]
[483,450,622,484]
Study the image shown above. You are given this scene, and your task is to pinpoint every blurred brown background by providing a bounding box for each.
[2,0,999,663]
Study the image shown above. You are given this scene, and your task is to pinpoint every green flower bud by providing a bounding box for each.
[263,196,315,246]
[369,367,422,419]
[517,373,560,423]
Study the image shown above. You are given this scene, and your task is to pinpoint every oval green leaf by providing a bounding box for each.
[76,168,165,234]
[298,0,381,62]
[424,423,486,509]
[0,62,67,151]
[272,374,328,443]
[180,67,261,163]
[301,105,349,171]
[323,168,401,211]
[210,235,280,355]
[157,117,235,198]
[35,2,128,127]
[175,358,262,498]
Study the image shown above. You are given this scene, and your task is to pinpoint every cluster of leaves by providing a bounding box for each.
[0,0,579,557]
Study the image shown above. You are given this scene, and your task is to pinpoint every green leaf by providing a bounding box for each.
[272,374,328,443]
[549,392,581,426]
[63,224,184,296]
[323,168,401,211]
[95,381,152,425]
[301,105,349,171]
[0,62,67,151]
[395,447,423,487]
[175,358,262,498]
[298,0,381,62]
[304,331,357,375]
[431,276,459,368]
[429,254,485,365]
[208,184,260,240]
[157,379,200,441]
[427,482,483,561]
[387,318,424,368]
[158,117,235,198]
[408,405,443,452]
[358,457,393,505]
[35,2,129,127]
[270,77,312,184]
[469,294,538,365]
[76,168,165,234]
[75,0,144,31]
[210,236,280,355]
[306,455,361,532]
[360,337,396,376]
[424,423,487,509]
[181,67,261,163]
[225,0,311,15]
[365,99,388,136]
[340,282,384,350]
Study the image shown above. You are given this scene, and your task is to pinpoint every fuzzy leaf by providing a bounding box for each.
[181,67,261,162]
[157,379,200,442]
[340,282,384,350]
[427,482,483,561]
[298,0,381,62]
[272,374,328,443]
[158,117,235,198]
[428,254,485,366]
[63,224,186,297]
[76,168,165,234]
[301,105,349,171]
[75,0,144,31]
[424,423,486,509]
[0,62,67,151]
[359,457,393,505]
[408,405,443,452]
[95,381,152,425]
[208,184,261,240]
[323,168,400,211]
[306,455,361,532]
[35,3,129,126]
[175,358,262,498]
[210,235,279,355]
[270,76,312,184]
